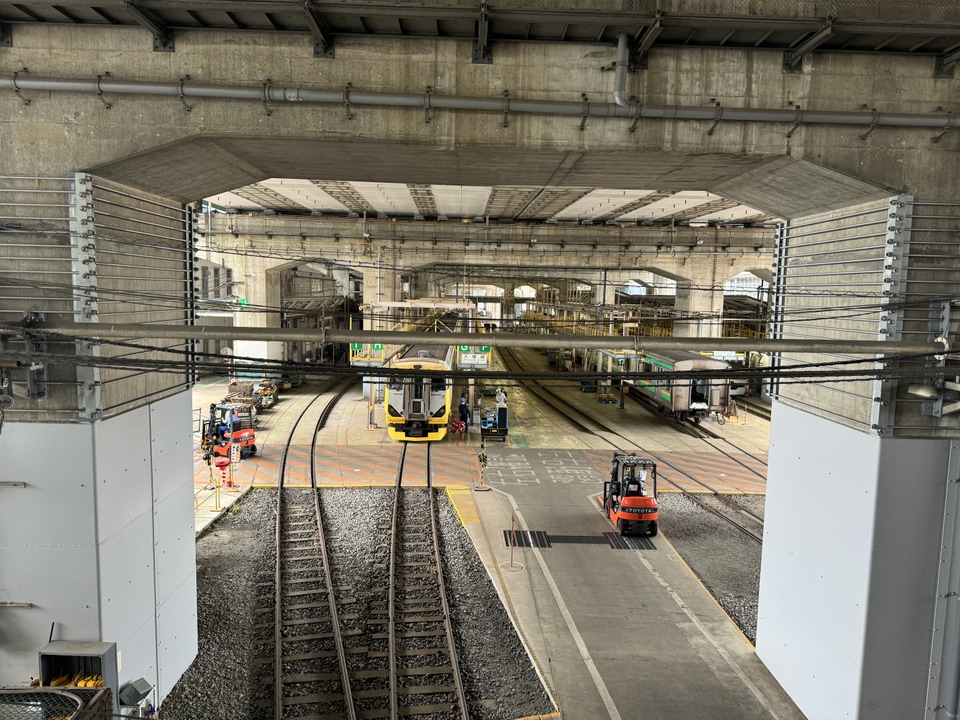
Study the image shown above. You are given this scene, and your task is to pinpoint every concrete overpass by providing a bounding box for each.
[2,4,960,718]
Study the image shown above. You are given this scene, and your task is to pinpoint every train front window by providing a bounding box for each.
[413,382,423,400]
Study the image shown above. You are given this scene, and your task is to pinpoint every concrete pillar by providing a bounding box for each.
[593,274,614,306]
[406,272,429,300]
[758,404,951,720]
[1,392,197,702]
[673,280,723,338]
[757,196,960,719]
[234,265,283,362]
[501,283,518,319]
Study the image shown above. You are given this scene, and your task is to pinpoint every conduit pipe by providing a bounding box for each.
[613,33,630,108]
[31,320,946,355]
[2,74,957,130]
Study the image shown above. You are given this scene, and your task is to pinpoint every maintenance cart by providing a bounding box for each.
[480,406,508,441]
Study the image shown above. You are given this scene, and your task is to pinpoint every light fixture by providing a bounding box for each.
[907,384,938,399]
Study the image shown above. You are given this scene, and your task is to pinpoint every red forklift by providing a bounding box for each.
[201,402,258,460]
[602,452,658,536]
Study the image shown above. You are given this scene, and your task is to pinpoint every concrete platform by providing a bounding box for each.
[189,375,803,719]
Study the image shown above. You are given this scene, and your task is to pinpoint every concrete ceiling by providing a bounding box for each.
[206,179,778,226]
[91,137,889,226]
[4,0,960,62]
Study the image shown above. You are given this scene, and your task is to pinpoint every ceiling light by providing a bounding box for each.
[908,384,938,398]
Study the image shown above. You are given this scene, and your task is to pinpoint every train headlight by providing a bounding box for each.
[387,405,401,418]
[432,405,446,418]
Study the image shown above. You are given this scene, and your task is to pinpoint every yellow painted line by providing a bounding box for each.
[445,487,480,525]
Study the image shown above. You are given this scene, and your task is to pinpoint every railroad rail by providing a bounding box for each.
[383,442,470,718]
[252,381,356,719]
[498,347,766,545]
[251,382,470,719]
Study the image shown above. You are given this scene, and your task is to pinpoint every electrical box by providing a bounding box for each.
[39,640,119,719]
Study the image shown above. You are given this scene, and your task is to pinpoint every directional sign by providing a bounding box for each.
[350,343,362,350]
[460,353,489,365]
[459,345,472,352]
[373,344,384,351]
[479,346,490,352]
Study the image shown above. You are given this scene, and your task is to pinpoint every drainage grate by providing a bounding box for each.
[604,532,656,550]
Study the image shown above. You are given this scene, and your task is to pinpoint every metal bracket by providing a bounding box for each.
[859,108,879,140]
[20,313,47,400]
[786,106,803,138]
[153,31,174,52]
[629,102,642,133]
[96,74,112,109]
[707,101,722,135]
[472,2,492,64]
[580,93,589,131]
[12,69,30,105]
[502,89,510,128]
[261,79,273,116]
[178,76,192,112]
[424,86,432,124]
[932,112,953,143]
[783,18,833,73]
[935,52,959,79]
[303,0,335,59]
[343,83,353,120]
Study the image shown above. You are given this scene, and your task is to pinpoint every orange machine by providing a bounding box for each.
[201,402,257,460]
[602,452,658,537]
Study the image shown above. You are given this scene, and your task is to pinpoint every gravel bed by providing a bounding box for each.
[160,489,554,720]
[658,492,764,644]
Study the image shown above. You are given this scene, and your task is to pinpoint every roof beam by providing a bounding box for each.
[936,45,960,77]
[303,1,334,58]
[123,0,173,51]
[632,12,662,68]
[784,18,833,73]
[473,2,491,64]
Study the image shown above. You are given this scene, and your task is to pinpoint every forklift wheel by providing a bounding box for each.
[617,518,627,537]
[649,521,658,537]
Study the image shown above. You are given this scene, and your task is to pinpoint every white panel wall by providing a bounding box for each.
[0,391,198,703]
[0,422,100,682]
[149,394,199,701]
[757,403,948,719]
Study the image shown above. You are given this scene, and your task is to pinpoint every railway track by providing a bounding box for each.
[383,442,470,718]
[252,381,356,719]
[251,384,469,719]
[499,347,765,545]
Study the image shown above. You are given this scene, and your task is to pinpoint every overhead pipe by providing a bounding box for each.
[1,74,956,130]
[28,319,947,355]
[613,33,630,108]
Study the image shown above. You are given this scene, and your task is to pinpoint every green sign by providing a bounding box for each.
[373,344,384,351]
[459,345,472,352]
[350,343,362,350]
[479,346,490,352]
[238,298,248,305]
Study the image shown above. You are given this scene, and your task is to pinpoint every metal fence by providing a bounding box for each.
[0,688,111,720]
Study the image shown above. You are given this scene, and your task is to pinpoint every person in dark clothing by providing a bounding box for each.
[459,395,470,427]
